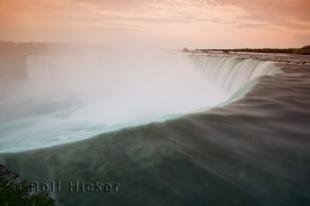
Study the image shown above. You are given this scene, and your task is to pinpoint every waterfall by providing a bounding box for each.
[189,53,280,94]
[0,52,282,152]
[25,53,279,97]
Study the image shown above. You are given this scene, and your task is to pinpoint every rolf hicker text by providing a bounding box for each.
[29,180,120,193]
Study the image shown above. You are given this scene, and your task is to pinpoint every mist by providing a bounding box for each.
[0,46,230,152]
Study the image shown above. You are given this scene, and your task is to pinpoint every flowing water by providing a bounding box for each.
[0,51,310,206]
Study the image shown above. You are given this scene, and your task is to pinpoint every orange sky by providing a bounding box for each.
[0,0,309,48]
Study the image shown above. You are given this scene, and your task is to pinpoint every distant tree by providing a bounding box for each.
[183,47,189,52]
[0,164,55,206]
[299,45,310,54]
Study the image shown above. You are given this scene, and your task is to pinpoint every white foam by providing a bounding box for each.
[0,51,279,153]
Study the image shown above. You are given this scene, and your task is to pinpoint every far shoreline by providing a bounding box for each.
[183,45,310,55]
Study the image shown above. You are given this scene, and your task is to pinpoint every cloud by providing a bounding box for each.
[200,0,310,30]
[0,0,309,47]
[237,23,266,29]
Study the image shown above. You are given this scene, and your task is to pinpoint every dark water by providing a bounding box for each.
[1,54,310,206]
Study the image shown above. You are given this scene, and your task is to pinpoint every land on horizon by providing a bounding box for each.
[184,45,310,55]
[1,41,310,55]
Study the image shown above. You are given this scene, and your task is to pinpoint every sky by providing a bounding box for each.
[0,0,310,48]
